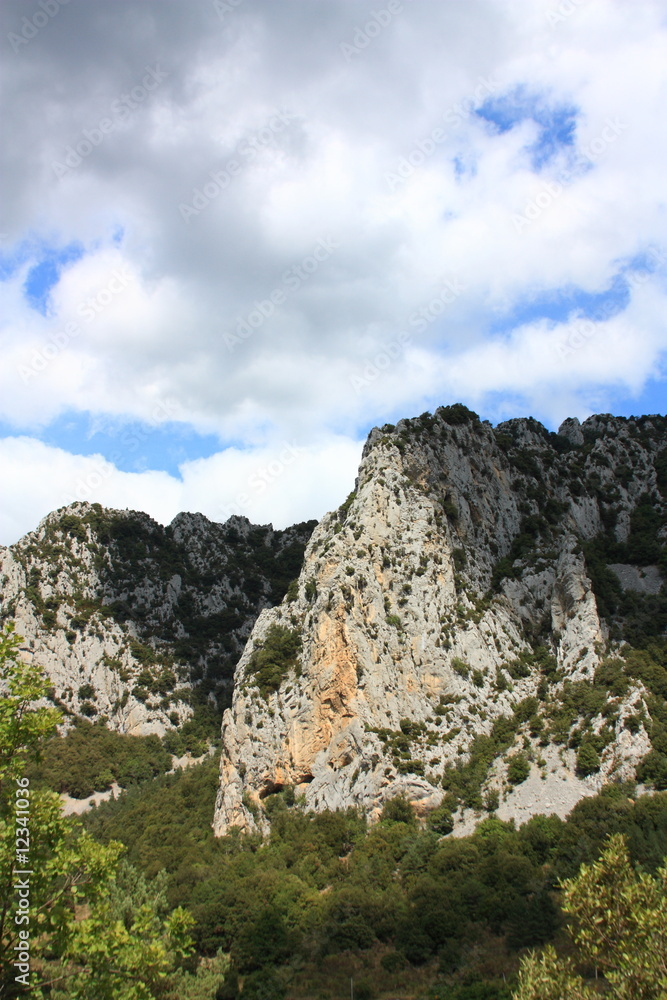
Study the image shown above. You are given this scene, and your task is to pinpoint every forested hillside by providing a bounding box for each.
[85,753,667,999]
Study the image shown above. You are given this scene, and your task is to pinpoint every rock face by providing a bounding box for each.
[0,503,315,736]
[213,407,667,835]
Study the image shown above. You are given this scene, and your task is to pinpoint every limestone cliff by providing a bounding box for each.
[213,407,667,835]
[0,503,315,736]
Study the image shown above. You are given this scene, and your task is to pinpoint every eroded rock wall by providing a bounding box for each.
[214,408,666,834]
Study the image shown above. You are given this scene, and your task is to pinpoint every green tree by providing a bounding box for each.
[0,624,205,999]
[0,623,60,784]
[380,795,416,825]
[514,834,667,999]
[507,753,530,785]
[246,625,301,698]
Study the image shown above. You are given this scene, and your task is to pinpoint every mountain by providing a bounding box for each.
[1,405,665,836]
[213,406,667,835]
[0,503,315,739]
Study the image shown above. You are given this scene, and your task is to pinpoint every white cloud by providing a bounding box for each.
[0,0,666,540]
[0,434,363,546]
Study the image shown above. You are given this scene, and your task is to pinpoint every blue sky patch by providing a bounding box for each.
[476,87,578,169]
[608,378,667,420]
[452,154,477,180]
[622,248,666,282]
[489,274,631,337]
[23,242,85,315]
[0,411,222,477]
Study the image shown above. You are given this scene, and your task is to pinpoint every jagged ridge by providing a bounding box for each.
[0,502,315,738]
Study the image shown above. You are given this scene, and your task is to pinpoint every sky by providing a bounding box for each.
[1,0,666,546]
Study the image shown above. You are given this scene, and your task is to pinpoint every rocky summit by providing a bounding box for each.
[213,406,667,835]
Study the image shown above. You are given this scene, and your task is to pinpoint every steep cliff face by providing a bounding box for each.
[0,503,315,736]
[213,407,667,835]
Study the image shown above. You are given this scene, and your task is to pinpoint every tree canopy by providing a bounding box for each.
[514,833,667,999]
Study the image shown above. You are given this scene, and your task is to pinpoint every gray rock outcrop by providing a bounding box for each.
[213,408,667,835]
[0,503,315,736]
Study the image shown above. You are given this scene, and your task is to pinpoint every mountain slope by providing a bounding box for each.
[213,407,667,835]
[0,503,315,737]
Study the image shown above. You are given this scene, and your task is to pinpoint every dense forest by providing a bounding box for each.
[82,752,667,999]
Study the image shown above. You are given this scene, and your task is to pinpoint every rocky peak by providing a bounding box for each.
[0,502,315,739]
[558,416,584,446]
[213,406,667,836]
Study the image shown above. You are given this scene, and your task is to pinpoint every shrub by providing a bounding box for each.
[427,803,455,835]
[452,547,467,570]
[355,979,374,1000]
[507,753,530,786]
[247,625,302,699]
[380,952,406,972]
[451,657,470,678]
[129,639,156,665]
[27,719,172,796]
[338,490,357,519]
[241,966,286,1000]
[506,656,531,680]
[491,556,516,590]
[594,658,629,697]
[380,795,416,825]
[636,750,667,790]
[484,788,500,812]
[575,740,601,777]
[442,496,459,521]
[438,403,479,425]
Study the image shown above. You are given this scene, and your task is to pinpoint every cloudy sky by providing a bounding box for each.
[1,0,666,545]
